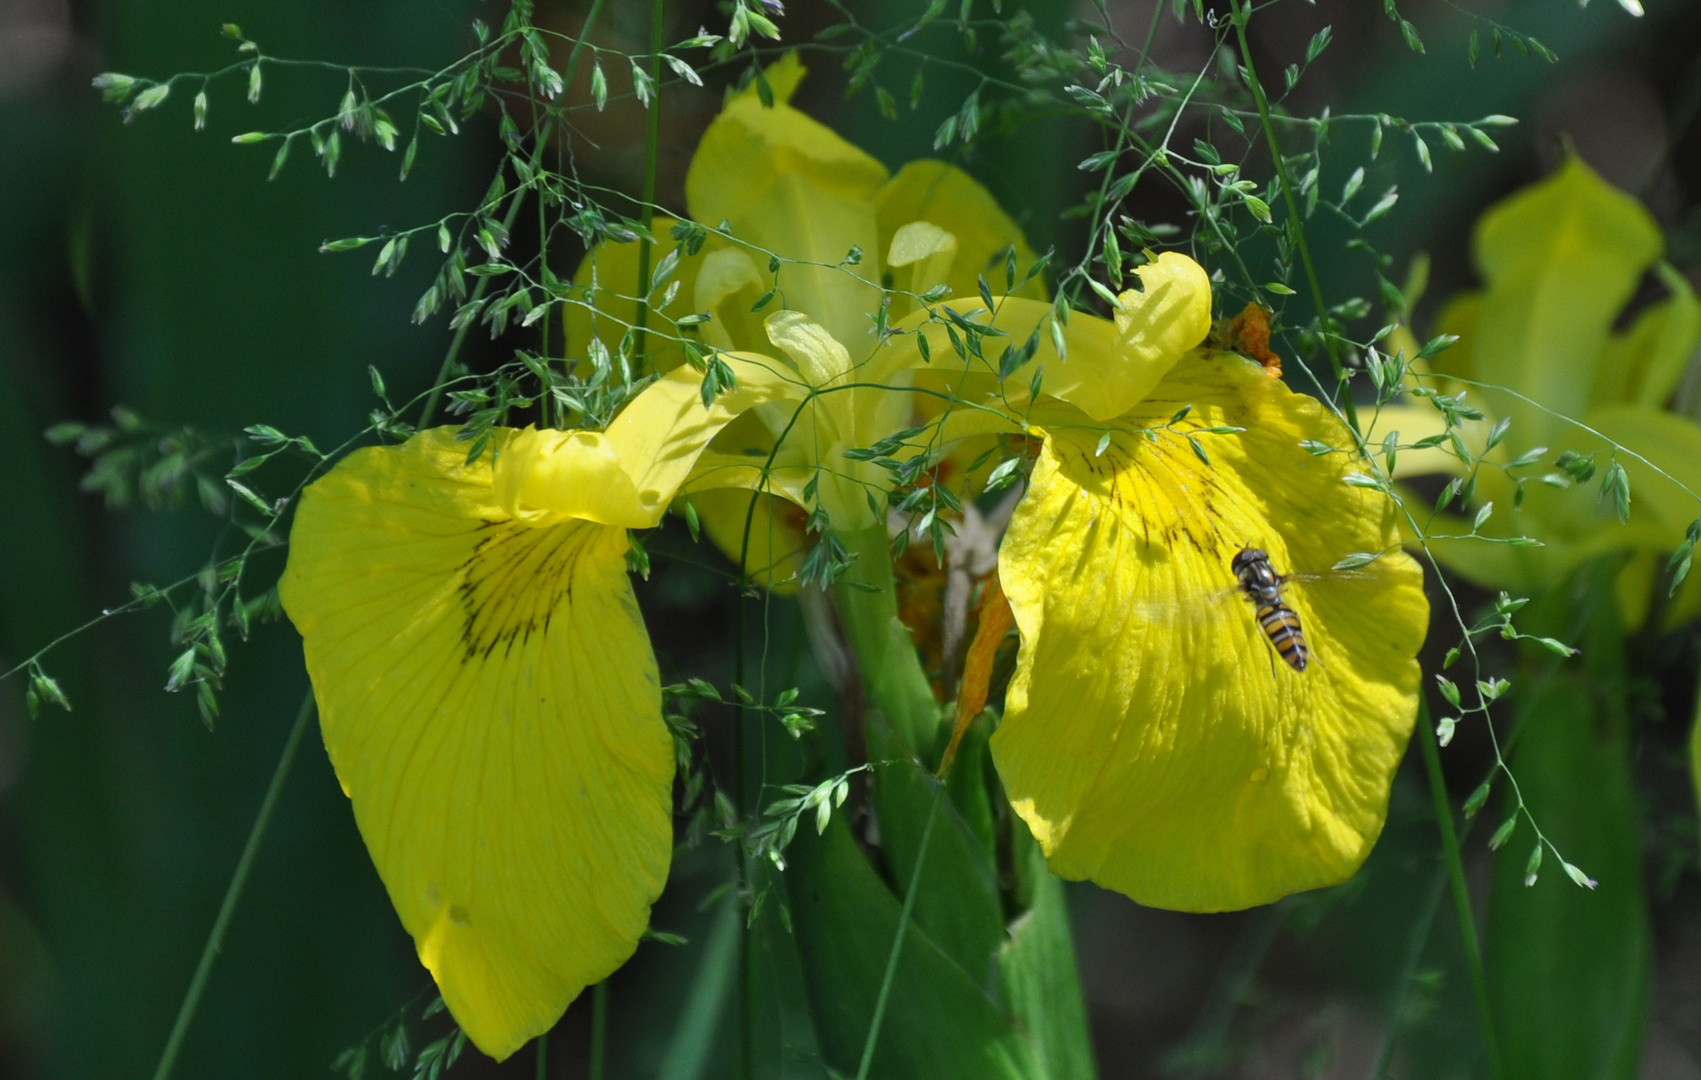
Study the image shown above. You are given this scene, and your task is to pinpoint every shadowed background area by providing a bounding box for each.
[1,0,1700,1077]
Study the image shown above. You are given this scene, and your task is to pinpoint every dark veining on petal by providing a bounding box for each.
[458,519,586,660]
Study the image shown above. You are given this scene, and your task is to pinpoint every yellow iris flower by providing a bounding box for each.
[1376,158,1701,626]
[279,56,1428,1058]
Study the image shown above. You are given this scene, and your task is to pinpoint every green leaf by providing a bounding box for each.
[653,898,741,1079]
[1332,551,1380,571]
[864,719,1004,983]
[784,814,1034,1079]
[1487,578,1649,1080]
[999,831,1096,1080]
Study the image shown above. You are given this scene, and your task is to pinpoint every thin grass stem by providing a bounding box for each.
[632,0,666,372]
[1417,698,1504,1080]
[418,0,607,428]
[151,691,315,1080]
[1232,1,1360,436]
[855,783,944,1080]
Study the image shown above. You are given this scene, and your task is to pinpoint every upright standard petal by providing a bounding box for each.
[684,56,887,352]
[991,354,1428,912]
[279,429,675,1060]
[1470,157,1662,449]
[874,159,1045,305]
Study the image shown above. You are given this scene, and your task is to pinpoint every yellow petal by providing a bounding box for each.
[885,220,959,313]
[874,159,1045,304]
[693,246,770,352]
[278,428,674,1060]
[875,253,1210,423]
[1427,292,1481,385]
[1366,401,1468,479]
[1596,271,1701,410]
[565,216,702,373]
[1470,157,1662,447]
[991,353,1428,911]
[1578,405,1701,537]
[495,354,805,528]
[685,59,887,352]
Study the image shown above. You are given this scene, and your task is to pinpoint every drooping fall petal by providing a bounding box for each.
[278,429,675,1060]
[991,353,1428,912]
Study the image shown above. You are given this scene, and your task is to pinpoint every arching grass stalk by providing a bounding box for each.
[1230,0,1361,437]
[152,692,315,1080]
[417,0,608,430]
[1417,699,1505,1080]
[631,0,666,372]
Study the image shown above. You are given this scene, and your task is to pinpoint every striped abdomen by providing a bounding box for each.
[1256,602,1309,671]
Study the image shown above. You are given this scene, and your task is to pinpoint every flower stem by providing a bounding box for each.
[152,691,315,1080]
[1231,2,1360,437]
[832,525,942,757]
[631,0,665,373]
[1417,698,1504,1080]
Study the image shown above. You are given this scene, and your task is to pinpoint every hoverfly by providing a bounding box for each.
[1123,543,1385,678]
[1231,546,1308,672]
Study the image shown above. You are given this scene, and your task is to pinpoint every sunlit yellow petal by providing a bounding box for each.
[685,60,887,351]
[565,216,701,372]
[278,428,674,1060]
[885,221,959,314]
[873,253,1210,422]
[874,159,1045,304]
[495,355,805,528]
[1470,157,1662,447]
[991,353,1428,912]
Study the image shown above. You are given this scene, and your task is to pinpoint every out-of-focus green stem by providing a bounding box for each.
[1231,1,1360,437]
[589,980,608,1080]
[632,0,665,372]
[1417,699,1505,1080]
[832,525,940,757]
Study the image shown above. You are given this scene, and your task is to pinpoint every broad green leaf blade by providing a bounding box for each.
[655,897,741,1080]
[866,715,1006,985]
[784,813,1036,1080]
[1487,580,1649,1080]
[1000,829,1097,1080]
